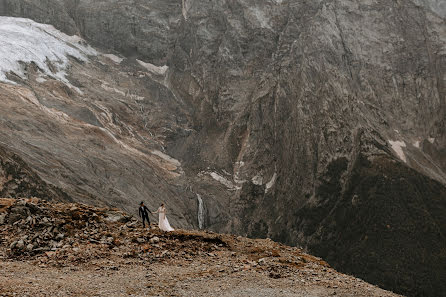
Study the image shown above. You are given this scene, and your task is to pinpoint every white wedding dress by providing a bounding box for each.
[156,206,174,232]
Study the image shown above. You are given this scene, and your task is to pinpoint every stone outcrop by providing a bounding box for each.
[0,1,445,296]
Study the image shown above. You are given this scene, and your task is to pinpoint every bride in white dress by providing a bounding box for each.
[153,203,174,232]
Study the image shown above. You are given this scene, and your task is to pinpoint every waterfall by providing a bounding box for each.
[197,194,204,229]
[182,0,188,20]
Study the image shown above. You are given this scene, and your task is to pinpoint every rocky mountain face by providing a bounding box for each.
[0,1,445,296]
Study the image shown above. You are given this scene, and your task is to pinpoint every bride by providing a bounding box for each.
[153,203,174,232]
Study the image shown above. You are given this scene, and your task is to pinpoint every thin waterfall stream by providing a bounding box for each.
[197,194,204,229]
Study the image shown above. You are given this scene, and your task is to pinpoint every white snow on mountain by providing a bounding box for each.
[151,150,182,168]
[136,59,169,76]
[389,140,407,163]
[103,54,124,64]
[265,172,277,193]
[0,17,96,86]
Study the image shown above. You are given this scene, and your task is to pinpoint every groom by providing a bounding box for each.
[138,201,150,228]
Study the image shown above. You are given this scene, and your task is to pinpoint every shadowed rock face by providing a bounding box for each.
[0,145,72,201]
[296,148,446,297]
[0,1,445,296]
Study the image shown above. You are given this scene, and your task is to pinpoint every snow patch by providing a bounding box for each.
[236,161,245,167]
[101,83,126,96]
[428,138,435,144]
[388,140,407,163]
[136,59,168,76]
[36,76,47,83]
[129,94,145,101]
[103,54,124,64]
[210,172,238,189]
[0,17,96,87]
[413,140,420,148]
[265,172,277,193]
[151,150,181,167]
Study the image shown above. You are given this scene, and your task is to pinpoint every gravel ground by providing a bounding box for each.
[0,257,403,297]
[0,198,404,297]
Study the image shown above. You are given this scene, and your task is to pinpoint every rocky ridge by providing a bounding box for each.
[0,198,403,297]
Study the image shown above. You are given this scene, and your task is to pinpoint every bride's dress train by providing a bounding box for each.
[157,207,174,232]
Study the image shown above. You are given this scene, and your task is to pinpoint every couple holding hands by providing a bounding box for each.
[138,202,174,232]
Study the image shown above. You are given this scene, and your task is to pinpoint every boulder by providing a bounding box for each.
[104,211,130,223]
[149,236,160,244]
[55,233,64,241]
[16,240,25,250]
[8,206,30,224]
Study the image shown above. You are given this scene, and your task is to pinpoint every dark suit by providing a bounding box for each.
[139,205,150,227]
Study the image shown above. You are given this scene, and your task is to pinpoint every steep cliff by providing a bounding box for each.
[0,1,445,296]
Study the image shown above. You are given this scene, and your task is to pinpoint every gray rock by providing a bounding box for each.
[55,233,64,241]
[9,241,17,249]
[105,211,129,223]
[41,217,51,225]
[49,240,57,248]
[149,236,160,244]
[16,240,25,250]
[25,216,33,224]
[0,213,6,225]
